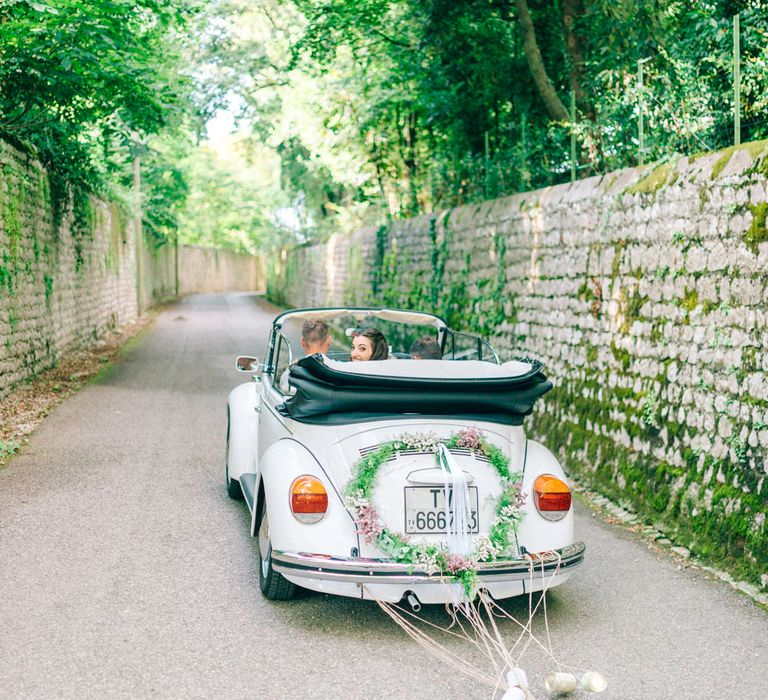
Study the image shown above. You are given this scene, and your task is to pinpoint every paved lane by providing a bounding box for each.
[1,293,766,699]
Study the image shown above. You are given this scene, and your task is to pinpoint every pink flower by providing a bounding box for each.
[444,553,477,574]
[455,427,482,450]
[507,482,526,508]
[355,504,384,544]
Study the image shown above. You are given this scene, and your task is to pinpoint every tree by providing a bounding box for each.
[0,0,202,209]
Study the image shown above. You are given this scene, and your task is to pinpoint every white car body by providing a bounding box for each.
[227,307,585,605]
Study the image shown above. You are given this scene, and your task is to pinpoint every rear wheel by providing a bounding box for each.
[225,410,243,500]
[258,501,296,600]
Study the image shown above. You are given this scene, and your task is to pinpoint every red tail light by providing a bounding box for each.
[533,475,572,521]
[290,476,328,523]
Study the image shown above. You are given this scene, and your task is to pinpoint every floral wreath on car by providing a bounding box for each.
[345,428,525,598]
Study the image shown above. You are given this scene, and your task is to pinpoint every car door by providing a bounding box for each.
[257,330,294,465]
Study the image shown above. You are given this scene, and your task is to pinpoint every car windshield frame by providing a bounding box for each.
[265,307,501,374]
[272,307,447,330]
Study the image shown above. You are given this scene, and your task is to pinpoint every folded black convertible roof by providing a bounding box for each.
[278,355,552,426]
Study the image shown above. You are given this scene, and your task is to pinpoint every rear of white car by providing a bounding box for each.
[227,307,585,605]
[260,418,583,605]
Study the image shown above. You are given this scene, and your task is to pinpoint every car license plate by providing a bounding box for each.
[404,486,479,534]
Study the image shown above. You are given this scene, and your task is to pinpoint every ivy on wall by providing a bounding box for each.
[1,172,23,296]
[347,213,518,337]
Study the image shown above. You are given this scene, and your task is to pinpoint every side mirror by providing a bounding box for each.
[235,355,261,375]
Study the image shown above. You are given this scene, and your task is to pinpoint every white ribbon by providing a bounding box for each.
[437,444,472,556]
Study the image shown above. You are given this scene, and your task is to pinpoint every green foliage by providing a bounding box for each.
[348,443,395,497]
[0,0,233,254]
[0,440,21,460]
[139,137,190,248]
[1,184,23,295]
[43,274,54,303]
[610,340,632,372]
[640,389,662,434]
[203,0,768,244]
[0,1,203,203]
[8,1,768,251]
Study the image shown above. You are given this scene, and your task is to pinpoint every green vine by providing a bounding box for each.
[428,215,446,307]
[371,224,389,297]
[1,180,23,296]
[71,186,94,274]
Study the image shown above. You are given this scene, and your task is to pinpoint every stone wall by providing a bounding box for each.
[267,141,768,588]
[176,245,264,295]
[0,141,141,398]
[0,139,263,399]
[138,242,265,307]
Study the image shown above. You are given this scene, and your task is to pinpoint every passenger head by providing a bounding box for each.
[410,336,442,360]
[351,328,388,361]
[300,319,331,355]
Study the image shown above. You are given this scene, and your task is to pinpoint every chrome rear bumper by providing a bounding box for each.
[272,542,585,585]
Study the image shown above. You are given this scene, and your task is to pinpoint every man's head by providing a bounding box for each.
[410,336,442,360]
[300,319,331,355]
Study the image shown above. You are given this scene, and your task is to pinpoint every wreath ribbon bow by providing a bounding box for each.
[437,444,473,556]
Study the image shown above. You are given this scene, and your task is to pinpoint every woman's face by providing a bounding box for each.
[351,335,373,361]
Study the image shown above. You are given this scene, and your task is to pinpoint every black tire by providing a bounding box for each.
[226,410,244,500]
[257,500,296,600]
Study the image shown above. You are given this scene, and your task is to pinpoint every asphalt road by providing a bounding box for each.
[1,293,766,700]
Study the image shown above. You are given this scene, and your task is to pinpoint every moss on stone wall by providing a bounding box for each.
[529,374,767,585]
[711,139,768,180]
[744,202,767,254]
[711,149,736,181]
[266,248,301,308]
[71,187,94,274]
[625,161,676,195]
[342,242,367,306]
[1,181,23,295]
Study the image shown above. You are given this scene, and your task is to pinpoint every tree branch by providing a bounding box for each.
[370,27,415,50]
[514,0,568,121]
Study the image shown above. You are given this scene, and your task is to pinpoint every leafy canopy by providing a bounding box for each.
[4,0,768,252]
[0,1,198,193]
[206,0,768,245]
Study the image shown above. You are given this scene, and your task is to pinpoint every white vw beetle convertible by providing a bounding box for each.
[227,307,584,605]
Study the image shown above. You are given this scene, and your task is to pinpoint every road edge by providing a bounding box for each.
[0,311,158,468]
[573,484,768,610]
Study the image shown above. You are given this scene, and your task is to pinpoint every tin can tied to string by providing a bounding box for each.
[544,672,577,694]
[581,671,608,692]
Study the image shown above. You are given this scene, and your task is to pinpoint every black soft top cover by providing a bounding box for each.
[278,356,552,425]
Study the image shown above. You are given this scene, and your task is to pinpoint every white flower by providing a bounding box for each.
[474,536,502,562]
[396,431,440,452]
[499,505,518,519]
[415,549,441,575]
[346,491,372,511]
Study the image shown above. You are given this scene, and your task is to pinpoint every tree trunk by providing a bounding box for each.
[561,0,591,118]
[402,109,419,216]
[561,0,600,170]
[514,0,568,121]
